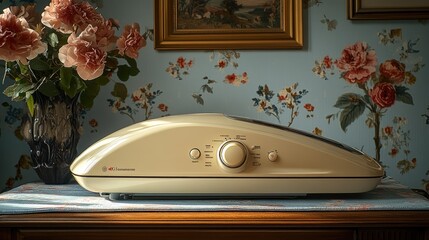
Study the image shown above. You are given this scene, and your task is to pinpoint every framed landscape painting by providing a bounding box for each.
[155,0,303,50]
[348,0,429,20]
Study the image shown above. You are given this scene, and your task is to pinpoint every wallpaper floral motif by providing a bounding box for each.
[314,37,419,165]
[251,83,312,126]
[1,0,428,193]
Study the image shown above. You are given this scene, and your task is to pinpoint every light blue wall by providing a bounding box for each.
[1,0,429,191]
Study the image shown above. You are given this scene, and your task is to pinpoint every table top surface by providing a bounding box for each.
[1,177,429,215]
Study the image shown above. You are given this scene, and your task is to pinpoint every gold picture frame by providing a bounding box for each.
[154,0,302,50]
[348,0,429,20]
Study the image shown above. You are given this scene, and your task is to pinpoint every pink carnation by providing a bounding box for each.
[335,42,377,84]
[94,19,117,51]
[58,25,106,80]
[0,9,47,64]
[41,0,103,34]
[116,23,146,59]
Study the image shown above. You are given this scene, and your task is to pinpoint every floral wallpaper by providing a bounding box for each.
[1,0,429,193]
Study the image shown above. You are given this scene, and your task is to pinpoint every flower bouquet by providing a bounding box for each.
[0,0,149,183]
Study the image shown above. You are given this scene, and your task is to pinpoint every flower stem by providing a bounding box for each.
[2,63,7,84]
[373,111,382,165]
[287,106,296,127]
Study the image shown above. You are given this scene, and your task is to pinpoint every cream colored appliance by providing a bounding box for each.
[70,113,383,199]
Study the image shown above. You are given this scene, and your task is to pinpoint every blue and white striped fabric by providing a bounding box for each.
[1,178,428,215]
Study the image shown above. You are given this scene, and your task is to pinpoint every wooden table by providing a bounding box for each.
[1,210,429,240]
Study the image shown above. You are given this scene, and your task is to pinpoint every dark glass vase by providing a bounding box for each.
[21,92,81,184]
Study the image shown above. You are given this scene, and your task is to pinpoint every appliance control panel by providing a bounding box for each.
[180,129,284,175]
[74,113,379,179]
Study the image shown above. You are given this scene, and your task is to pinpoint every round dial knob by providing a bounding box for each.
[218,141,248,168]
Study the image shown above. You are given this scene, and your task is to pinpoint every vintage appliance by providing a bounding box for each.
[70,113,383,199]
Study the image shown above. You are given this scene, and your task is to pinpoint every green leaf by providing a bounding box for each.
[339,100,366,132]
[334,93,363,109]
[59,67,86,98]
[128,66,140,76]
[94,75,110,86]
[60,67,73,89]
[201,84,213,93]
[38,80,59,97]
[47,32,59,48]
[26,95,35,117]
[125,56,138,69]
[29,58,50,71]
[80,82,101,109]
[395,86,414,105]
[111,82,128,101]
[3,81,34,101]
[18,62,29,76]
[117,65,130,81]
[192,93,204,105]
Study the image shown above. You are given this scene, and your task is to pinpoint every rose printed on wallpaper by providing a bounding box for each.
[315,31,423,167]
[224,72,248,86]
[252,83,311,126]
[108,83,168,122]
[166,56,194,80]
[212,50,248,86]
[210,50,240,70]
[191,73,248,106]
[304,103,315,118]
[312,56,335,80]
[382,116,416,174]
[378,29,425,72]
[170,51,247,106]
[377,29,403,45]
[88,119,98,133]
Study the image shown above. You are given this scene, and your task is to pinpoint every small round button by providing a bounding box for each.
[268,151,278,162]
[189,148,201,160]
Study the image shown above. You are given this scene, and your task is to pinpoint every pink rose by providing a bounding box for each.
[370,82,396,108]
[379,59,405,84]
[0,9,47,64]
[116,23,146,59]
[58,25,106,80]
[335,42,377,84]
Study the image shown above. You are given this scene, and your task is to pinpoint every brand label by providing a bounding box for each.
[102,166,136,172]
